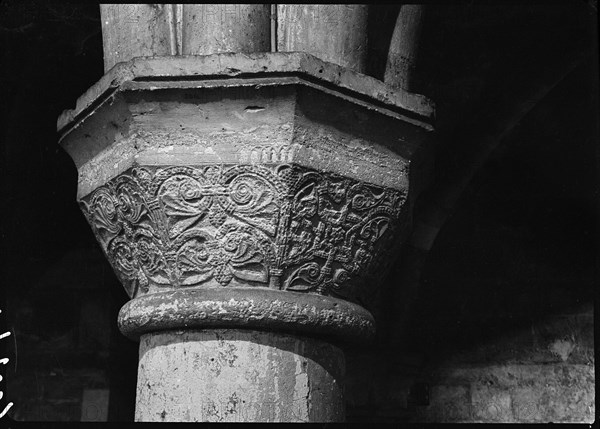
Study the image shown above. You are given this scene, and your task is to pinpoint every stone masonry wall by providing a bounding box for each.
[346,61,595,422]
[346,305,594,423]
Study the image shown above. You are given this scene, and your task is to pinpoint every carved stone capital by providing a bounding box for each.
[58,53,434,343]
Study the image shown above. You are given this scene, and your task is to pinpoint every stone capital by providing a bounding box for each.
[59,52,434,344]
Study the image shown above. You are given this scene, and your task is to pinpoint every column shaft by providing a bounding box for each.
[384,5,426,91]
[135,329,344,422]
[181,4,270,55]
[277,5,368,73]
[100,4,271,72]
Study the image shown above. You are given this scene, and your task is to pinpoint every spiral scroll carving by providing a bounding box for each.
[80,164,406,303]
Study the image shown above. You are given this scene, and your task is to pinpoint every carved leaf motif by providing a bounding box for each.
[332,268,350,286]
[116,183,146,224]
[293,182,318,219]
[176,237,214,286]
[110,238,138,279]
[159,175,211,239]
[135,237,167,280]
[331,267,353,298]
[231,262,268,283]
[107,237,142,298]
[227,173,279,236]
[87,188,121,247]
[218,225,270,284]
[360,216,390,242]
[348,183,387,211]
[285,262,321,291]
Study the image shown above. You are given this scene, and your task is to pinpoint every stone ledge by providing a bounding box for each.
[118,287,376,344]
[57,52,435,133]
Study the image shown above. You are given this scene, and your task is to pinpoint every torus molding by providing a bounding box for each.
[80,163,406,304]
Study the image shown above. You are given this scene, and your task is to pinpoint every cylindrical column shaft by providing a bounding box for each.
[181,4,270,55]
[276,5,369,73]
[100,4,271,72]
[100,4,174,72]
[384,5,426,91]
[135,329,345,422]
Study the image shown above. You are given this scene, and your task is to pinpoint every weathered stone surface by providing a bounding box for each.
[414,364,595,423]
[135,329,344,422]
[100,5,271,72]
[57,53,434,422]
[57,53,434,133]
[416,384,472,422]
[277,5,368,73]
[384,5,426,91]
[80,163,405,304]
[100,5,173,72]
[470,385,513,422]
[118,288,375,343]
[58,54,433,336]
[181,5,271,56]
[65,83,422,199]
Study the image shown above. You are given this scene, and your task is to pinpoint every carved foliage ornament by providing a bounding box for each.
[80,164,406,303]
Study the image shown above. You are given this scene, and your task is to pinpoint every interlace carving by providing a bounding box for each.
[80,164,406,302]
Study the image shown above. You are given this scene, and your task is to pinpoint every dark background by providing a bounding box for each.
[0,1,597,422]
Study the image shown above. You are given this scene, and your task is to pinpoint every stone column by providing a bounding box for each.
[136,329,344,422]
[384,5,427,91]
[59,43,433,427]
[100,4,271,72]
[277,4,369,72]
